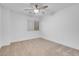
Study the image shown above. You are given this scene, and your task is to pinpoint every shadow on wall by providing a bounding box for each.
[40,4,79,49]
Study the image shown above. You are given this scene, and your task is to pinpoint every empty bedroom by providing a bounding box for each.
[0,3,79,56]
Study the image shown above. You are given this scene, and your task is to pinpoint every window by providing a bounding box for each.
[27,20,39,31]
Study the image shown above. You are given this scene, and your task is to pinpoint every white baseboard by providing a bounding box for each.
[42,36,79,50]
[0,42,10,48]
[0,31,41,48]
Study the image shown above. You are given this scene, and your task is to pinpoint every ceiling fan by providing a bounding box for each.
[24,3,48,14]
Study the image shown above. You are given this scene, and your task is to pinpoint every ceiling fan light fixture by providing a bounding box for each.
[34,9,39,14]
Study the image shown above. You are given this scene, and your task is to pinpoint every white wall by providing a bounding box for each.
[0,6,3,46]
[9,10,41,42]
[40,5,79,49]
[0,5,41,47]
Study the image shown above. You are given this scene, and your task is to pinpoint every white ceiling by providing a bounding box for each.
[0,3,78,17]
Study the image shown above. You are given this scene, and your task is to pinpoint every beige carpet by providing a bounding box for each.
[0,38,79,56]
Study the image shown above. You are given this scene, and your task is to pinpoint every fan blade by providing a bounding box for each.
[24,8,33,10]
[40,6,48,9]
[32,4,39,9]
[35,4,38,8]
